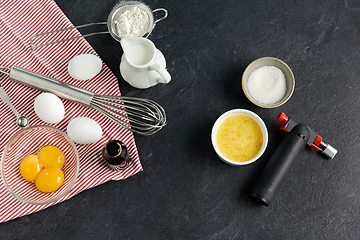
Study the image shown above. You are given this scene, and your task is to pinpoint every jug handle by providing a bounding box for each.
[149,63,171,84]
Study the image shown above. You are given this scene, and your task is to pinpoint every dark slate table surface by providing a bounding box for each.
[1,0,360,239]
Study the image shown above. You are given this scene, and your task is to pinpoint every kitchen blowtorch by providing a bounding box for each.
[250,112,337,206]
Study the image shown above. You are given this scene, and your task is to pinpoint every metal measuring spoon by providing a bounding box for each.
[0,84,29,128]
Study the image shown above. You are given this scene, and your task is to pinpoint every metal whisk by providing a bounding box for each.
[91,95,166,135]
[0,66,166,135]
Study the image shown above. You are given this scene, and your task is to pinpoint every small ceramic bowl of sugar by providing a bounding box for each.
[242,57,295,108]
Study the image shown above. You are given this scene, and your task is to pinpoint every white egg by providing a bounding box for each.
[34,92,65,124]
[68,54,102,80]
[67,117,102,144]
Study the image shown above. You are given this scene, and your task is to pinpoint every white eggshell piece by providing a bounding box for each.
[68,54,102,80]
[67,117,102,144]
[34,92,65,124]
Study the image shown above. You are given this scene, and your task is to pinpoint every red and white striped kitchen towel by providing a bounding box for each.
[0,0,142,223]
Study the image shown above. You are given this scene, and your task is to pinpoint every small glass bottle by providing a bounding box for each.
[102,140,129,171]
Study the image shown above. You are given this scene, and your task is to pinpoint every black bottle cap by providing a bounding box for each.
[105,141,122,158]
[102,140,128,166]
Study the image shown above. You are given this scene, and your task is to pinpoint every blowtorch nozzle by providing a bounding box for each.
[318,141,338,159]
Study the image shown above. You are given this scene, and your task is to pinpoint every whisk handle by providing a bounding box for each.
[9,66,94,106]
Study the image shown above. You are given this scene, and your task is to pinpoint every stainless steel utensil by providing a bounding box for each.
[30,1,168,49]
[0,83,29,128]
[2,66,166,135]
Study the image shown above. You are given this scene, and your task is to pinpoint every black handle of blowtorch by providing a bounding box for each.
[250,124,310,206]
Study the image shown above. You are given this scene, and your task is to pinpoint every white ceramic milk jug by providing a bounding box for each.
[120,37,171,89]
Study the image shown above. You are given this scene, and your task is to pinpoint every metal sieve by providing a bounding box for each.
[30,1,168,49]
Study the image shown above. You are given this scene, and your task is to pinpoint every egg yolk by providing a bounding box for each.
[19,154,42,182]
[35,168,64,193]
[38,146,64,168]
[19,146,66,193]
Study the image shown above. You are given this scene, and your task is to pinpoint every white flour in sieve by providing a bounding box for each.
[114,6,150,38]
[246,66,287,105]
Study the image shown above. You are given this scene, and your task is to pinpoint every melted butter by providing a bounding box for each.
[216,114,263,162]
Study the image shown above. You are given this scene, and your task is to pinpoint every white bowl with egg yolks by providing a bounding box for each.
[211,109,268,166]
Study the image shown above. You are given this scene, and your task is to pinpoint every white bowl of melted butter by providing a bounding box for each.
[211,109,268,166]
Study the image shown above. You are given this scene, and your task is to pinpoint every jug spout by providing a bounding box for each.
[120,37,133,56]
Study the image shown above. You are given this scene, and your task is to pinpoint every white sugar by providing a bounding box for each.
[247,66,287,105]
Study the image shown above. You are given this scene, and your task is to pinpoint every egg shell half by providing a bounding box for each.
[34,92,65,124]
[67,117,102,144]
[68,54,102,81]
